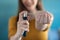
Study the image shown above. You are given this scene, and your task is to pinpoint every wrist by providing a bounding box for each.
[10,35,19,40]
[16,28,25,38]
[10,30,23,40]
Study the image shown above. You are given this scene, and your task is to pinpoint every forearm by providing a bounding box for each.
[9,29,24,40]
[9,32,21,40]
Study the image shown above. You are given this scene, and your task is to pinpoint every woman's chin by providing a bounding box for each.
[26,6,32,10]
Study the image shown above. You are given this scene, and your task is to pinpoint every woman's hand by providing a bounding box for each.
[10,11,29,40]
[35,11,52,31]
[17,11,29,36]
[17,11,29,32]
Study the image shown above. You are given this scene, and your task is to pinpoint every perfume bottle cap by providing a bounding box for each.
[23,11,28,20]
[23,11,27,17]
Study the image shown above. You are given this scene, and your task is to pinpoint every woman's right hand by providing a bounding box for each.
[17,11,29,36]
[10,11,29,40]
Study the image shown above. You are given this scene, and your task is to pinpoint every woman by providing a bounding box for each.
[8,0,54,40]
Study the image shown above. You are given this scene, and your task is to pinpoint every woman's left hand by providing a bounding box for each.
[35,11,51,24]
[35,11,51,31]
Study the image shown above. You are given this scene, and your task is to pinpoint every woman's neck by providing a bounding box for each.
[28,7,37,21]
[28,7,37,14]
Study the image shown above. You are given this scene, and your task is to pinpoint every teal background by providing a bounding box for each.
[0,0,60,40]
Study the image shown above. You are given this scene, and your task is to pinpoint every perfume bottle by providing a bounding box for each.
[22,11,28,37]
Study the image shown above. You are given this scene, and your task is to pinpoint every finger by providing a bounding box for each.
[19,11,28,18]
[19,11,28,21]
[22,20,29,25]
[18,21,29,29]
[39,14,44,23]
[47,14,51,24]
[20,24,29,32]
[27,16,30,21]
[43,13,48,24]
[17,20,29,27]
[23,24,29,29]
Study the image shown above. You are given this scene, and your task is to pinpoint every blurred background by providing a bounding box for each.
[0,0,60,40]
